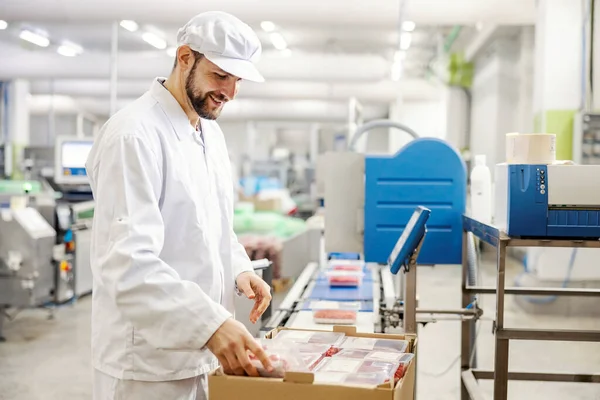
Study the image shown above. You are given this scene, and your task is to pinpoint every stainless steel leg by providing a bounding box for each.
[404,260,417,334]
[494,242,509,400]
[461,231,473,400]
[0,306,6,342]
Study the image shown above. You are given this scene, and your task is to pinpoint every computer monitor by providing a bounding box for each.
[387,206,431,275]
[54,136,94,185]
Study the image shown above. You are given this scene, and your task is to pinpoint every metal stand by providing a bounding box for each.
[402,234,425,334]
[0,306,6,342]
[460,215,600,400]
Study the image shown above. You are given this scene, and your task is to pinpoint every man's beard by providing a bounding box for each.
[185,62,225,120]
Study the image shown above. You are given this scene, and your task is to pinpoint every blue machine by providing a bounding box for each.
[495,163,600,238]
[364,138,467,264]
[308,206,433,302]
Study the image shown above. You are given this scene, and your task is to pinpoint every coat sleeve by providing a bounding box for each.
[92,134,231,350]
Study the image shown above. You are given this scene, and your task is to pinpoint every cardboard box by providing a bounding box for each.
[208,326,417,400]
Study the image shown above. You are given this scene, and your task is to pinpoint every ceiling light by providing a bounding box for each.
[120,20,138,32]
[19,29,50,47]
[270,32,287,50]
[261,21,276,32]
[281,48,292,57]
[57,41,83,57]
[166,47,177,57]
[402,21,416,32]
[400,32,412,50]
[0,20,8,30]
[142,32,167,49]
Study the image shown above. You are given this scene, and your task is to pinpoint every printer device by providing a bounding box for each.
[494,164,600,238]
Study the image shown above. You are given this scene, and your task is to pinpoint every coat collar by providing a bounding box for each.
[150,77,198,141]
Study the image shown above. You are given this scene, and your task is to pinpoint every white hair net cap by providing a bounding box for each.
[176,11,264,82]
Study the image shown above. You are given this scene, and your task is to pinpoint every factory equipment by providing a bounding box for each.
[494,163,600,238]
[0,206,73,341]
[264,133,481,340]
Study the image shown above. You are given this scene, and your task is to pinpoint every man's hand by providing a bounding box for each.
[236,271,272,324]
[206,318,273,377]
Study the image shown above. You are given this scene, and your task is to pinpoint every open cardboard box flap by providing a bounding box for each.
[209,326,416,400]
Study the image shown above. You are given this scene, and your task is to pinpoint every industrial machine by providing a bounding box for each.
[494,163,600,238]
[264,133,481,339]
[0,206,74,341]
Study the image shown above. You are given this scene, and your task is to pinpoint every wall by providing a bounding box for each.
[469,31,531,176]
[29,113,98,146]
[389,99,447,154]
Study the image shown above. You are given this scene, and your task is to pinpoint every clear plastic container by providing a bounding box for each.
[313,357,399,380]
[326,259,365,272]
[309,301,361,325]
[258,338,331,355]
[324,270,364,287]
[334,348,409,364]
[313,371,390,388]
[393,353,415,381]
[247,351,308,378]
[338,337,409,353]
[271,330,346,347]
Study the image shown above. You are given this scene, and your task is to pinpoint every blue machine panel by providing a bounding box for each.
[364,138,467,264]
[505,164,548,237]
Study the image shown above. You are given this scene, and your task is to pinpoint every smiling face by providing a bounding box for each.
[184,53,241,120]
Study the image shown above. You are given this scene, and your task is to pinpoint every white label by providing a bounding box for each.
[325,359,362,373]
[369,351,401,362]
[310,301,341,309]
[342,337,375,350]
[279,330,313,341]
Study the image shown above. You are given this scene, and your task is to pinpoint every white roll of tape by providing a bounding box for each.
[505,133,556,164]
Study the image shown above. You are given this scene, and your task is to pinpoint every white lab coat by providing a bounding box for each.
[86,78,254,383]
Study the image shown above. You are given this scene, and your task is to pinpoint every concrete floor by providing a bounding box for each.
[1,252,600,399]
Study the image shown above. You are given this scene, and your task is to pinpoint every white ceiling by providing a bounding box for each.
[1,0,536,121]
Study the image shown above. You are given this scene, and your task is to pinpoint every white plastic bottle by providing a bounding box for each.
[470,154,492,224]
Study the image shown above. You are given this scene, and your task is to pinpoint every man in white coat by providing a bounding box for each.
[86,11,273,400]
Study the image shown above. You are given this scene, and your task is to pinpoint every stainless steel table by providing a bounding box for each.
[460,215,600,400]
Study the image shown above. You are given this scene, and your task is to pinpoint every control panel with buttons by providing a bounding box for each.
[535,166,548,203]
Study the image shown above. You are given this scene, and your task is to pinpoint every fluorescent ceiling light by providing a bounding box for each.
[261,21,276,32]
[270,32,287,50]
[0,20,8,30]
[142,32,167,49]
[281,48,292,57]
[400,32,412,50]
[19,29,50,47]
[120,20,138,32]
[166,47,177,57]
[57,41,83,57]
[402,21,416,32]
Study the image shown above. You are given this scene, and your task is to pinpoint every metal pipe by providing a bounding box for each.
[347,119,419,151]
[465,286,600,297]
[497,328,600,342]
[472,369,600,383]
[109,21,119,116]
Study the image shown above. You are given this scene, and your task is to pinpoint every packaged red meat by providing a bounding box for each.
[334,348,410,364]
[313,357,399,381]
[313,371,390,388]
[272,330,345,347]
[259,338,331,356]
[324,270,363,287]
[247,350,308,378]
[393,353,415,381]
[302,353,325,371]
[326,259,365,272]
[338,337,409,353]
[310,301,360,325]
